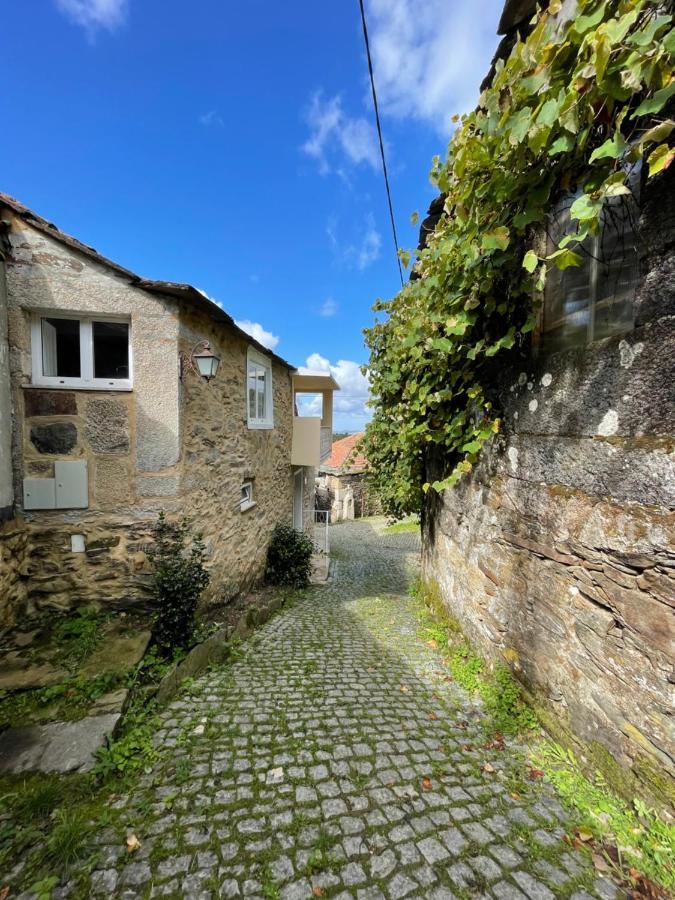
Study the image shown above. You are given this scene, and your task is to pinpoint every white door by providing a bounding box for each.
[293,469,303,530]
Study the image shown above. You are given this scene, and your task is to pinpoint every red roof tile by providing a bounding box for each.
[322,433,367,472]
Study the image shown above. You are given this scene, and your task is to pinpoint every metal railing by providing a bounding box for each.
[312,508,330,555]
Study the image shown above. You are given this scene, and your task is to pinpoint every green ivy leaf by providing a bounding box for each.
[481,227,510,251]
[632,81,675,118]
[523,250,539,273]
[589,132,627,162]
[648,143,675,177]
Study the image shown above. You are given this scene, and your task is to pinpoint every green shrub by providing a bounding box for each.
[147,513,210,654]
[265,523,314,587]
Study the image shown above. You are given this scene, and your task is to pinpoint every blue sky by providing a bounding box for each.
[2,0,504,430]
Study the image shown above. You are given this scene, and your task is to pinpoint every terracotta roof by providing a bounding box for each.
[321,433,367,473]
[0,192,295,371]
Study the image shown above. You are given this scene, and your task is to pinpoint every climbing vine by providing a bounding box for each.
[363,0,674,517]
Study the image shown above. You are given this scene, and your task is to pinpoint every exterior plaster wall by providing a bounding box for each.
[423,164,675,811]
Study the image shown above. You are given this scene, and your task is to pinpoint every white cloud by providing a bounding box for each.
[199,110,224,128]
[367,0,502,134]
[357,218,382,270]
[56,0,127,33]
[234,319,280,351]
[319,298,338,317]
[299,354,371,432]
[327,213,381,271]
[302,92,378,175]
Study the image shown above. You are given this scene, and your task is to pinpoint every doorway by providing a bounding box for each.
[293,469,303,531]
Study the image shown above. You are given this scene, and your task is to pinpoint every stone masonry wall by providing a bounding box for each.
[1,213,182,623]
[178,304,295,606]
[423,165,675,811]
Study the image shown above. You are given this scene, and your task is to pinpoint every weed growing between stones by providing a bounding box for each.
[412,576,675,893]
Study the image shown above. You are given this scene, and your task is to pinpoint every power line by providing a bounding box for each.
[358,0,404,289]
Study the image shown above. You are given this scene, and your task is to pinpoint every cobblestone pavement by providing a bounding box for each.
[83,519,619,899]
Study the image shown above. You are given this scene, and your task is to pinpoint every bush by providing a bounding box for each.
[147,512,210,653]
[265,523,314,587]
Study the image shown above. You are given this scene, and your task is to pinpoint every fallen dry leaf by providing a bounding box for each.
[592,852,610,873]
[313,888,323,897]
[428,712,438,721]
[400,685,410,693]
[510,791,521,801]
[527,767,545,780]
[482,762,496,773]
[0,885,9,900]
[126,834,141,853]
[426,639,439,649]
[421,777,433,791]
[575,827,594,843]
[461,744,474,752]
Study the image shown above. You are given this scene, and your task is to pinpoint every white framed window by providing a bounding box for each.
[240,481,255,512]
[543,174,640,352]
[246,348,273,428]
[30,312,132,390]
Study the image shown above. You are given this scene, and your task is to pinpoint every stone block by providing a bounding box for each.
[86,398,129,453]
[24,390,77,417]
[94,456,131,507]
[136,474,179,497]
[0,713,121,773]
[30,422,77,454]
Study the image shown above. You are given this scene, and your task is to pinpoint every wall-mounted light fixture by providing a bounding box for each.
[180,340,221,382]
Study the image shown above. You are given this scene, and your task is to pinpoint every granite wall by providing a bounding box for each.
[423,164,675,811]
[178,304,296,605]
[0,209,298,623]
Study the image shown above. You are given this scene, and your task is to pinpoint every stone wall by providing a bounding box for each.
[177,304,295,606]
[0,247,13,520]
[0,210,298,623]
[423,165,675,811]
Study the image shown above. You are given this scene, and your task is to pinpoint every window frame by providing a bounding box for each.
[246,348,274,429]
[30,311,133,391]
[542,172,640,353]
[240,480,256,512]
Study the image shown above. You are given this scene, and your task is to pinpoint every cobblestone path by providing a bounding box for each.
[87,519,619,900]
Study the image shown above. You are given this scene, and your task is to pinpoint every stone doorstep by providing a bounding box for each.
[0,713,121,774]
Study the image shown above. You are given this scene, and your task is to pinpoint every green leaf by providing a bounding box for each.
[548,133,575,155]
[410,211,419,225]
[632,81,675,118]
[398,249,412,269]
[648,143,675,177]
[589,132,627,162]
[536,97,561,127]
[523,250,539,273]
[639,120,675,147]
[481,227,510,252]
[570,193,604,223]
[549,249,584,270]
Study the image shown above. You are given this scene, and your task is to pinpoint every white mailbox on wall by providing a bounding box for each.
[23,461,88,510]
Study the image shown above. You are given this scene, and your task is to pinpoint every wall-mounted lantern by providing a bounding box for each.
[180,340,221,382]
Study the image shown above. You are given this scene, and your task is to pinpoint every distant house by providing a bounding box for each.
[317,432,378,521]
[0,193,338,625]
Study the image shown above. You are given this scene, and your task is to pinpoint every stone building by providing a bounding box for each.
[0,193,337,625]
[316,432,379,521]
[421,2,674,812]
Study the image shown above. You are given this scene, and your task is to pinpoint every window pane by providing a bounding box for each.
[93,321,129,379]
[256,368,266,420]
[248,366,257,419]
[42,317,80,377]
[543,197,592,352]
[593,197,638,341]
